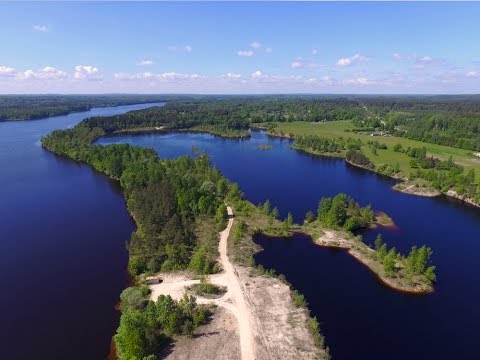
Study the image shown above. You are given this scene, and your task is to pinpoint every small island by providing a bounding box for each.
[256,144,272,151]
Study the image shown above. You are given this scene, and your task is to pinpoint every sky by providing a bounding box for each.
[0,1,479,94]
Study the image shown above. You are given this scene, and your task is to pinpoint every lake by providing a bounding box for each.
[0,103,164,360]
[99,130,480,360]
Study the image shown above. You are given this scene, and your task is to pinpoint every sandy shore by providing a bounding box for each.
[393,182,441,197]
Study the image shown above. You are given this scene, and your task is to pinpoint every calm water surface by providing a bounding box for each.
[99,131,480,360]
[0,103,164,360]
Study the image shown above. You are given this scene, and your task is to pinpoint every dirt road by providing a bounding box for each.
[218,206,255,360]
[149,206,255,360]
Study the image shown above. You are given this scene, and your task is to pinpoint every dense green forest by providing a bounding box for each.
[0,94,171,121]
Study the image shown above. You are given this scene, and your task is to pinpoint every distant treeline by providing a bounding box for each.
[79,96,367,137]
[70,94,480,151]
[0,94,170,121]
[7,94,480,150]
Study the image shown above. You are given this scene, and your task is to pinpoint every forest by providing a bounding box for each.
[0,94,170,121]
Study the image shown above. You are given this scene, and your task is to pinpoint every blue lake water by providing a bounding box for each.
[99,130,480,360]
[0,103,164,360]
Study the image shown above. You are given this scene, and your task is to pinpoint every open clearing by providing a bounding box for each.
[271,121,480,179]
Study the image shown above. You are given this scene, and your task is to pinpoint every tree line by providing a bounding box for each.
[375,234,436,284]
[0,94,170,121]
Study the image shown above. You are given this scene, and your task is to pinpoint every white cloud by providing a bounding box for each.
[413,55,448,69]
[222,72,242,79]
[74,65,102,81]
[415,56,434,65]
[251,70,263,78]
[0,66,16,77]
[312,49,318,56]
[168,45,193,53]
[392,52,416,61]
[336,54,368,66]
[115,71,203,81]
[304,76,334,86]
[17,66,67,80]
[290,60,324,69]
[466,71,480,78]
[33,25,49,33]
[291,61,302,69]
[137,59,154,66]
[343,77,370,85]
[250,41,262,49]
[237,50,254,57]
[265,47,273,53]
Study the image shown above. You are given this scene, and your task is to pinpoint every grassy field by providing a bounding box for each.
[270,121,480,179]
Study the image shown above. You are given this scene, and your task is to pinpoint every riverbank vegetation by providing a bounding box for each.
[270,121,480,206]
[0,94,169,121]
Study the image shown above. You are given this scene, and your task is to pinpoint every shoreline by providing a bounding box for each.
[104,124,477,212]
[312,230,434,294]
[252,220,434,295]
[267,131,479,208]
[108,126,251,140]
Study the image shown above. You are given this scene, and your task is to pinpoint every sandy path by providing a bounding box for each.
[150,206,255,360]
[218,206,255,360]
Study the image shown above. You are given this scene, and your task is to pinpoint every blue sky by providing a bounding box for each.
[0,1,479,94]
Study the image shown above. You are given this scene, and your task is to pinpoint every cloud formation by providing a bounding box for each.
[0,66,16,77]
[290,59,324,69]
[168,45,193,53]
[343,77,370,85]
[17,67,67,80]
[74,65,102,81]
[237,50,254,57]
[137,60,154,66]
[33,25,48,33]
[114,71,203,81]
[336,54,368,66]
